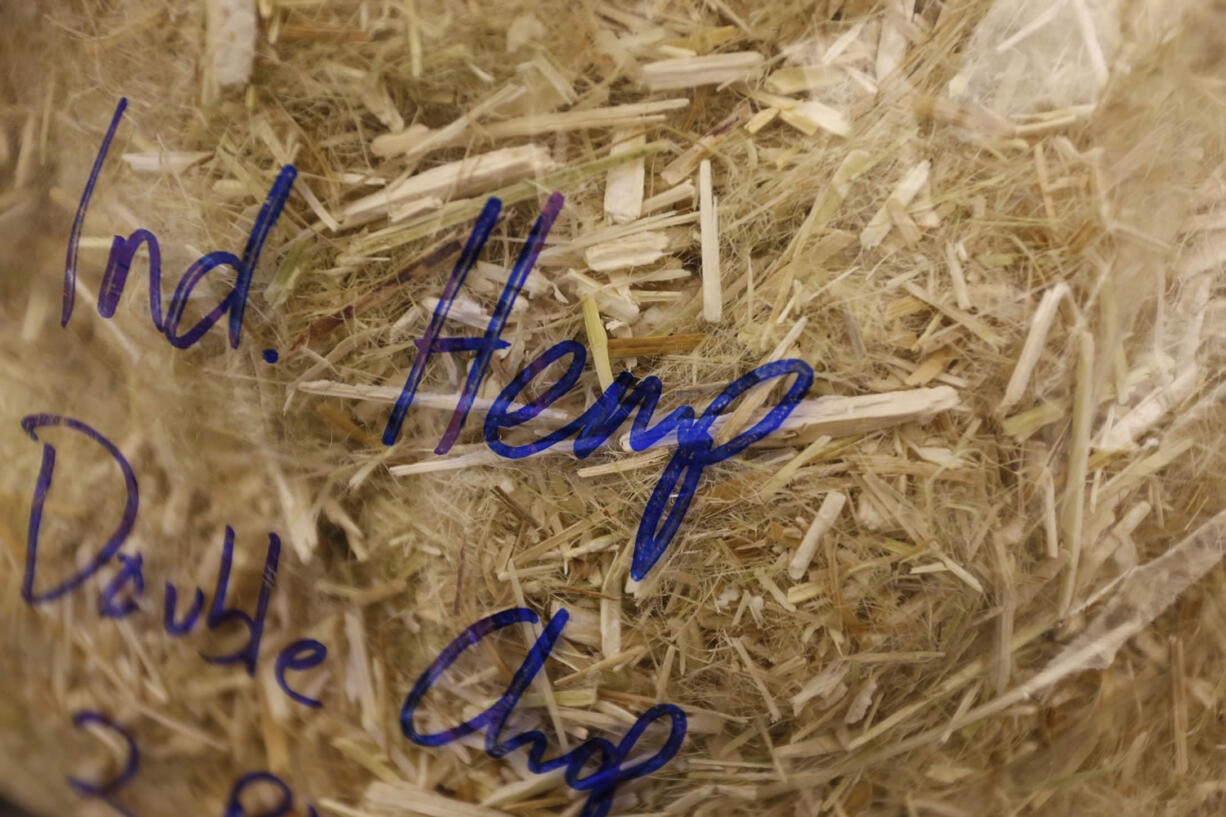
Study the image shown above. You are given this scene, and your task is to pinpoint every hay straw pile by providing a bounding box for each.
[4,0,1226,815]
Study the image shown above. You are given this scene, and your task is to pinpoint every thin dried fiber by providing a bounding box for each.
[3,2,1226,817]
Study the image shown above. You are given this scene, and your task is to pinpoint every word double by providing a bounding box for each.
[21,413,327,706]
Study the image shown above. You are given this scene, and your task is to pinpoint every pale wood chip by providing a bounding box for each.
[788,491,848,581]
[699,159,722,322]
[779,100,851,137]
[603,131,646,224]
[641,51,764,90]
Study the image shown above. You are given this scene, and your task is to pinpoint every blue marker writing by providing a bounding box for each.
[484,350,813,579]
[224,772,294,817]
[21,414,326,706]
[68,711,141,817]
[63,97,296,351]
[201,526,281,675]
[20,414,139,606]
[378,194,815,581]
[67,714,320,817]
[383,192,564,451]
[401,607,686,817]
